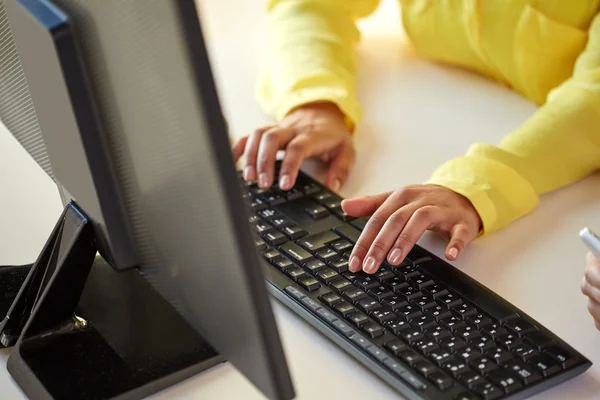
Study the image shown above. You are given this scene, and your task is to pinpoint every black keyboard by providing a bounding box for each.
[238,163,591,400]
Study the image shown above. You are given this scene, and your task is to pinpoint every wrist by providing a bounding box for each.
[288,101,354,133]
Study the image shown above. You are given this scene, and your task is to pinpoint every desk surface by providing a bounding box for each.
[2,1,600,399]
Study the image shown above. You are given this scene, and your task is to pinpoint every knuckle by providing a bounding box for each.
[370,240,388,255]
[287,139,307,154]
[262,130,279,144]
[396,232,415,247]
[366,213,386,229]
[388,210,408,226]
[353,242,370,255]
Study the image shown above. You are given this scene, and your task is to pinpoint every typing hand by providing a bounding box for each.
[342,185,482,274]
[581,251,600,330]
[233,102,354,192]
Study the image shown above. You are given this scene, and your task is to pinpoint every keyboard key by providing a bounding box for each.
[460,370,485,389]
[482,324,508,340]
[332,206,355,222]
[357,298,383,314]
[250,197,268,211]
[454,392,480,400]
[409,274,435,289]
[329,257,349,273]
[282,225,308,240]
[398,348,423,366]
[298,231,340,252]
[513,343,538,362]
[354,276,380,291]
[467,313,493,329]
[439,336,467,353]
[424,326,452,342]
[300,296,322,311]
[248,214,260,224]
[270,217,293,229]
[457,347,480,363]
[544,346,577,369]
[430,350,454,366]
[400,371,427,391]
[472,336,496,353]
[385,276,410,292]
[273,257,294,271]
[437,292,463,308]
[455,326,483,342]
[382,295,408,311]
[304,259,326,274]
[319,292,341,307]
[298,276,320,291]
[316,268,339,284]
[442,358,470,378]
[394,266,421,280]
[333,302,355,317]
[496,333,522,351]
[503,363,541,385]
[470,357,498,375]
[362,322,384,339]
[400,329,425,345]
[331,240,353,253]
[374,269,395,283]
[452,303,478,319]
[316,248,338,261]
[411,315,437,331]
[414,294,437,311]
[305,204,330,219]
[429,371,454,391]
[366,345,389,362]
[425,284,449,298]
[257,208,281,219]
[285,266,306,281]
[385,339,407,356]
[330,278,353,294]
[322,197,342,210]
[279,242,313,263]
[253,236,266,251]
[263,192,286,206]
[371,309,397,325]
[414,360,438,377]
[300,182,321,196]
[396,285,423,301]
[343,287,368,304]
[427,305,453,321]
[397,304,423,321]
[284,188,303,201]
[350,217,369,231]
[472,382,503,400]
[441,316,467,332]
[253,221,273,235]
[347,312,369,327]
[368,286,395,302]
[315,307,337,322]
[284,285,305,300]
[530,354,561,377]
[385,319,411,335]
[341,270,359,282]
[504,318,538,337]
[484,348,514,365]
[525,331,554,351]
[263,231,287,246]
[415,340,441,356]
[333,224,361,243]
[350,334,373,351]
[313,191,333,203]
[487,368,523,394]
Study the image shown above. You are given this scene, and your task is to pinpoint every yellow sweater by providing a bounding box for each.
[257,0,600,234]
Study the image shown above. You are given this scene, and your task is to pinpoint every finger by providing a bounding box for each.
[342,192,394,218]
[587,297,600,323]
[384,206,443,271]
[361,205,417,272]
[581,279,600,304]
[256,127,295,189]
[278,135,311,191]
[325,143,355,192]
[348,191,409,273]
[584,256,600,288]
[232,136,249,163]
[243,128,268,182]
[445,223,476,261]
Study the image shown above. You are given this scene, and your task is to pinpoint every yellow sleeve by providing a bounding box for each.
[427,13,600,234]
[257,0,380,127]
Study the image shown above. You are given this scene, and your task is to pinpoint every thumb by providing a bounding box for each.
[445,223,477,261]
[325,144,355,192]
[341,192,392,217]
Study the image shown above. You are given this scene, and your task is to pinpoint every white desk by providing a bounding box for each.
[2,0,600,398]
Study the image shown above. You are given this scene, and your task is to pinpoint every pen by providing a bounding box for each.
[580,227,600,258]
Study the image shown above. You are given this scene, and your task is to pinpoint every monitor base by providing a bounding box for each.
[0,203,224,400]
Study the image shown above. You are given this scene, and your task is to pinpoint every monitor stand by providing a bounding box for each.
[0,202,224,400]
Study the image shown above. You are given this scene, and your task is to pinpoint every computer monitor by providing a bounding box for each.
[0,0,294,399]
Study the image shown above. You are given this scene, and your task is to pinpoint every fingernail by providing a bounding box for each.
[363,256,377,273]
[279,174,291,191]
[259,172,270,189]
[448,247,459,260]
[388,248,402,265]
[244,165,256,182]
[349,256,361,272]
[331,179,341,192]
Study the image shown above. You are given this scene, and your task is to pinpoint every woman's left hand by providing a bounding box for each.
[581,251,600,331]
[342,184,482,274]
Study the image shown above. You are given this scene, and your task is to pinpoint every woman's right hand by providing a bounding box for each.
[233,101,355,192]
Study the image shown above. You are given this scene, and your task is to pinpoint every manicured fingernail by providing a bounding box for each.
[363,256,377,273]
[388,248,402,265]
[259,172,270,188]
[448,247,459,260]
[349,256,361,272]
[244,165,256,182]
[279,174,291,190]
[331,179,341,192]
